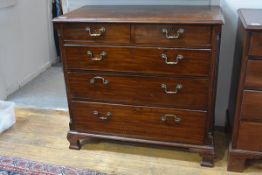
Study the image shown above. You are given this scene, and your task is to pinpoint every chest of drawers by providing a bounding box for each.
[228,9,262,172]
[53,5,223,167]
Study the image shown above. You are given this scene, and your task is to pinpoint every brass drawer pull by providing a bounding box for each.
[85,27,106,37]
[90,76,109,85]
[162,28,184,39]
[161,114,182,124]
[160,54,184,65]
[161,84,183,94]
[93,111,112,120]
[87,51,107,61]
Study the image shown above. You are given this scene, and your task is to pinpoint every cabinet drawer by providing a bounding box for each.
[70,101,207,145]
[245,60,262,90]
[241,90,262,122]
[64,46,210,77]
[237,121,262,151]
[249,32,262,56]
[63,23,130,44]
[67,72,208,110]
[134,24,211,48]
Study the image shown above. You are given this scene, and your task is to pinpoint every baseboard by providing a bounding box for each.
[51,56,60,65]
[6,61,52,98]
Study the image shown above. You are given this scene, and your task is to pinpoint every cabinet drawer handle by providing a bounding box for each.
[93,111,112,121]
[161,84,183,94]
[161,114,182,124]
[160,54,184,65]
[162,28,184,39]
[90,76,109,85]
[85,27,106,37]
[87,51,107,61]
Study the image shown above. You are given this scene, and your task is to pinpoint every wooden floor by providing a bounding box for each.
[0,108,261,175]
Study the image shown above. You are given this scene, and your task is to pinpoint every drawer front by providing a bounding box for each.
[70,101,207,145]
[245,60,262,90]
[237,121,262,152]
[67,72,208,110]
[63,23,130,44]
[249,32,262,56]
[241,90,262,122]
[134,24,211,48]
[64,46,210,77]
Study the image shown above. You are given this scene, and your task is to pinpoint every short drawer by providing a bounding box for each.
[63,23,130,44]
[70,101,207,145]
[67,72,208,110]
[249,32,262,56]
[245,60,262,90]
[134,24,211,48]
[64,46,210,77]
[237,121,262,152]
[241,90,262,122]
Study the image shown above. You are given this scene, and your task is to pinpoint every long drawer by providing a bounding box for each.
[237,121,262,151]
[63,23,130,44]
[64,46,210,77]
[245,60,262,90]
[134,24,211,48]
[70,101,207,145]
[241,90,262,122]
[67,72,208,110]
[249,32,262,56]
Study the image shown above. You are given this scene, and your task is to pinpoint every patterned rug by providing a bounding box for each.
[0,155,107,175]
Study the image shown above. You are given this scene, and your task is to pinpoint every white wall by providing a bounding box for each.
[62,0,220,12]
[215,0,262,126]
[0,0,16,8]
[0,0,56,100]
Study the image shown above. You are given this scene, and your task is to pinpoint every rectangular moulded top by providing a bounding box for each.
[53,5,224,25]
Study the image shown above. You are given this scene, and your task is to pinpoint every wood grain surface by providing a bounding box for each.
[53,5,224,24]
[70,101,207,145]
[64,46,211,77]
[67,72,209,110]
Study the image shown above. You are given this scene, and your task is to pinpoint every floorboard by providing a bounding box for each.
[0,107,261,175]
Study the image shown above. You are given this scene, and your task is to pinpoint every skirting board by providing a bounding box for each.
[5,59,57,99]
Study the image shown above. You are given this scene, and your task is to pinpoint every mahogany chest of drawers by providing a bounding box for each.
[53,5,223,167]
[228,9,262,172]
